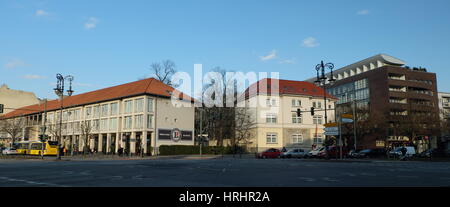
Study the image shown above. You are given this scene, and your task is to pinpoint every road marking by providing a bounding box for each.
[360,173,376,176]
[397,176,419,179]
[110,176,123,180]
[322,177,340,182]
[0,176,68,187]
[341,173,356,177]
[132,175,144,180]
[298,177,315,182]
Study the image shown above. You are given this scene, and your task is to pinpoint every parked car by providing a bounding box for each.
[257,148,282,159]
[318,146,349,159]
[281,148,307,158]
[348,149,361,158]
[2,147,18,155]
[418,149,450,158]
[388,146,416,158]
[306,147,324,158]
[356,148,387,158]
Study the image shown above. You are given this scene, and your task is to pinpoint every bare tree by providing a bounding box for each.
[0,117,25,146]
[150,60,178,87]
[234,107,256,147]
[80,121,93,154]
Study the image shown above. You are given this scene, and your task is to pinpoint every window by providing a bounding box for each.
[266,114,277,123]
[317,102,322,109]
[292,134,303,144]
[109,118,117,131]
[101,104,109,117]
[93,105,100,118]
[74,109,80,120]
[266,98,276,107]
[292,99,301,107]
[313,115,323,125]
[92,119,100,131]
[313,134,323,144]
[135,98,144,113]
[110,103,118,116]
[134,115,143,129]
[147,98,154,112]
[292,113,302,124]
[124,100,133,114]
[63,111,68,122]
[147,114,153,129]
[85,107,92,119]
[100,119,108,131]
[313,102,316,108]
[124,116,132,129]
[266,133,277,144]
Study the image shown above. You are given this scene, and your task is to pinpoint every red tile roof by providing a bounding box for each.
[242,78,336,100]
[1,78,193,119]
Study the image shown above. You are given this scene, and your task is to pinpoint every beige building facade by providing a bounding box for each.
[241,79,336,152]
[1,78,195,154]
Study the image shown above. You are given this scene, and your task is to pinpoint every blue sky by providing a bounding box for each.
[1,0,450,99]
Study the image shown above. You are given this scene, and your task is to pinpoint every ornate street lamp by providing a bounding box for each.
[54,74,74,160]
[314,61,335,159]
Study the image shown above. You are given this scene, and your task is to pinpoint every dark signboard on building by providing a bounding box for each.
[181,130,193,141]
[158,129,193,141]
[158,129,172,140]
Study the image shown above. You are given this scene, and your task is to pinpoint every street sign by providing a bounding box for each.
[324,123,338,127]
[324,131,339,136]
[342,118,354,123]
[324,127,339,132]
[341,114,353,119]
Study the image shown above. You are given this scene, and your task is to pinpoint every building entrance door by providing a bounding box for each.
[102,134,107,154]
[110,135,116,154]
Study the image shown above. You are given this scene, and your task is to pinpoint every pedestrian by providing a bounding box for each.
[400,146,407,161]
[282,147,287,153]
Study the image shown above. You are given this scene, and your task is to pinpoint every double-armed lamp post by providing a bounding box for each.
[314,61,336,158]
[54,74,74,160]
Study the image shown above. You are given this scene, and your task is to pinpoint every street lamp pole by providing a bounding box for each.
[314,61,335,158]
[54,74,74,160]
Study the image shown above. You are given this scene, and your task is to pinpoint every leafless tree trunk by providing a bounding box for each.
[80,121,93,154]
[234,107,256,147]
[0,117,25,146]
[150,60,178,87]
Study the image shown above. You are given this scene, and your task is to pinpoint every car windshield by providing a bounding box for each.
[360,149,371,153]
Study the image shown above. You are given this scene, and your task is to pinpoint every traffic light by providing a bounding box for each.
[0,104,4,113]
[296,108,301,117]
[311,107,315,116]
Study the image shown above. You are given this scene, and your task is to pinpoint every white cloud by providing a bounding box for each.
[279,58,296,64]
[4,59,27,69]
[260,50,277,61]
[35,9,49,17]
[23,74,46,80]
[302,37,319,48]
[357,9,369,15]
[84,17,99,30]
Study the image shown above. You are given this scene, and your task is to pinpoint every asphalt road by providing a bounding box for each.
[1,157,450,187]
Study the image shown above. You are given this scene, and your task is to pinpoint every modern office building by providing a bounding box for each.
[306,54,441,152]
[0,78,195,155]
[239,78,337,152]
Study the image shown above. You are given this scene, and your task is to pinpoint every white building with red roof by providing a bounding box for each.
[240,78,337,152]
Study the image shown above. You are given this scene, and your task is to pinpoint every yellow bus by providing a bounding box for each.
[28,141,58,156]
[15,141,30,154]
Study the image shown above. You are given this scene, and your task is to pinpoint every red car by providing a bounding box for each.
[257,148,282,159]
[318,146,349,158]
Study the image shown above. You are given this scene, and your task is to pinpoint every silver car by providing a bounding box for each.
[281,148,307,158]
[2,147,18,155]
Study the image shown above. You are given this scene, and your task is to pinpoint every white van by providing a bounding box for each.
[389,146,416,158]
